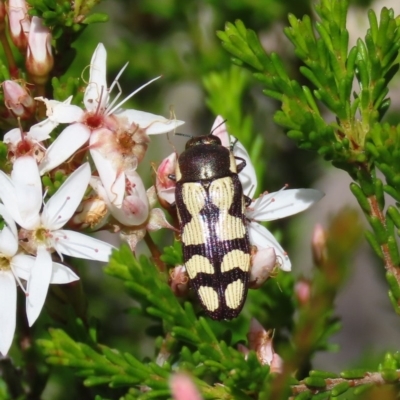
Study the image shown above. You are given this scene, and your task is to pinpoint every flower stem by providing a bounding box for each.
[0,30,18,78]
[144,232,166,272]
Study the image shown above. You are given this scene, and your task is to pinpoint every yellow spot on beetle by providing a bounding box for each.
[198,286,219,311]
[181,183,208,245]
[209,178,246,240]
[185,255,214,279]
[221,250,250,273]
[225,279,244,309]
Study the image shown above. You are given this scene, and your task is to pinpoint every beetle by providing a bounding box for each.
[173,132,251,320]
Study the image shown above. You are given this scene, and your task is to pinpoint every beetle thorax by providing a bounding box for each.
[177,144,235,182]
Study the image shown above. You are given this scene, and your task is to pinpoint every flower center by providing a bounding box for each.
[85,112,104,129]
[0,255,11,271]
[35,227,49,244]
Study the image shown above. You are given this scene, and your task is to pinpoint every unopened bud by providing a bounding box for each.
[249,246,277,289]
[169,265,189,297]
[3,80,35,119]
[7,0,30,51]
[170,373,203,400]
[312,223,328,265]
[247,318,283,372]
[26,17,54,84]
[294,279,311,306]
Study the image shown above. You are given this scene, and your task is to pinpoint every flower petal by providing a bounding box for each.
[248,221,291,271]
[11,254,35,280]
[11,156,41,229]
[233,138,257,198]
[116,109,185,135]
[26,246,53,326]
[0,226,18,256]
[3,128,22,144]
[39,123,91,174]
[50,263,79,284]
[0,271,17,355]
[247,188,324,222]
[42,163,91,230]
[90,145,125,207]
[52,230,114,262]
[84,43,108,112]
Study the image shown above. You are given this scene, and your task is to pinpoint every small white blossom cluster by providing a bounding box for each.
[0,41,183,355]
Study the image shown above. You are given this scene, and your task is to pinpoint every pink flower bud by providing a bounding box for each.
[247,318,283,372]
[169,265,189,297]
[294,279,311,306]
[7,0,30,51]
[249,246,276,289]
[312,223,327,265]
[2,80,35,119]
[170,373,203,400]
[156,152,177,206]
[26,17,53,84]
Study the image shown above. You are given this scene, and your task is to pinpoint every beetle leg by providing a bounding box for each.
[244,195,252,207]
[235,156,247,173]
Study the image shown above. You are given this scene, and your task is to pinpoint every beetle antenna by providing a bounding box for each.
[175,132,193,139]
[210,119,227,135]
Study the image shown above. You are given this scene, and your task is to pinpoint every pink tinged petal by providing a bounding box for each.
[42,163,91,230]
[250,247,276,289]
[12,156,42,229]
[211,115,230,147]
[0,272,17,355]
[11,254,35,280]
[3,128,22,144]
[147,208,176,232]
[248,222,291,271]
[50,263,79,284]
[52,230,114,262]
[90,146,125,207]
[7,0,30,51]
[170,373,203,400]
[39,123,91,174]
[233,138,257,198]
[116,109,185,135]
[84,43,108,112]
[3,80,35,119]
[26,246,53,326]
[247,188,325,222]
[156,152,177,204]
[26,17,53,79]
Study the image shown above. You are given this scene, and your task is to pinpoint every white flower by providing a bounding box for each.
[34,43,184,227]
[0,157,115,326]
[0,203,25,355]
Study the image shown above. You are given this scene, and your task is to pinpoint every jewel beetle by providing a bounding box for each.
[174,132,251,320]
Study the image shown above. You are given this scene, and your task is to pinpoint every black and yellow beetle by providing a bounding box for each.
[173,133,251,320]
